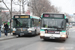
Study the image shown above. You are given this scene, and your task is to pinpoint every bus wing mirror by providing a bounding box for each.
[66,19,68,23]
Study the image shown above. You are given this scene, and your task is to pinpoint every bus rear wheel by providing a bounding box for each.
[43,39,48,41]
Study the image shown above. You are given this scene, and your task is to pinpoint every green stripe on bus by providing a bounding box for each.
[30,16,40,19]
[40,29,44,31]
[61,31,66,32]
[41,15,43,18]
[65,16,66,19]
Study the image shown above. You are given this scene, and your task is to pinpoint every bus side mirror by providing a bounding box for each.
[66,19,68,23]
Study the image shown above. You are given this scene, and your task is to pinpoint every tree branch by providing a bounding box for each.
[12,0,22,6]
[2,0,11,12]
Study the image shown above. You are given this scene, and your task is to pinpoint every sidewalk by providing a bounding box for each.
[0,33,17,41]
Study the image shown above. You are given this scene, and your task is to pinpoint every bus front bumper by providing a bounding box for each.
[40,36,66,40]
[13,31,35,35]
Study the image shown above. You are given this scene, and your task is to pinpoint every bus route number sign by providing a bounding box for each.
[43,14,64,18]
[20,16,29,18]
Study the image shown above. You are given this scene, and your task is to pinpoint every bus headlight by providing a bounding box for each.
[13,28,16,31]
[13,28,16,33]
[13,31,15,33]
[28,31,32,33]
[40,33,44,36]
[40,31,45,36]
[61,34,66,37]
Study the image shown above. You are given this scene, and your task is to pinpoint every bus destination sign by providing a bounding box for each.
[43,14,49,17]
[43,14,64,18]
[20,16,29,18]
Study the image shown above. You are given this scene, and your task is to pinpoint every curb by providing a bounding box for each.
[0,36,17,41]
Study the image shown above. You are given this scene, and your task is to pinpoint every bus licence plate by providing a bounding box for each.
[20,33,24,35]
[50,36,55,39]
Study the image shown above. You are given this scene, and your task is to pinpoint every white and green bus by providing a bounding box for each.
[12,15,40,37]
[40,13,69,41]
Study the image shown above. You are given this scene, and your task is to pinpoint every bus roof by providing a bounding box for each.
[41,13,64,16]
[41,12,64,15]
[30,16,40,19]
[41,13,66,19]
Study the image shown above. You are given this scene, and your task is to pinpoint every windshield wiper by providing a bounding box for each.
[48,26,63,31]
[48,26,58,28]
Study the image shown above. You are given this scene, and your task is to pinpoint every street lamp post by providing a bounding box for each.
[19,0,22,15]
[10,0,12,34]
[11,0,12,18]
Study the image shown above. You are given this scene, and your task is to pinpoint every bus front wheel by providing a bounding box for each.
[13,33,16,35]
[66,35,68,38]
[18,35,21,37]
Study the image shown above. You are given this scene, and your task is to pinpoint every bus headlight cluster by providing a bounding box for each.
[40,31,45,36]
[13,28,16,31]
[27,28,33,33]
[28,31,32,33]
[60,32,66,37]
[61,34,66,37]
[13,28,16,33]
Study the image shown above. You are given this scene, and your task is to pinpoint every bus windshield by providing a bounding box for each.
[42,18,66,29]
[13,19,30,28]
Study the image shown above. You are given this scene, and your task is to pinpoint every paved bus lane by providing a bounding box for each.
[0,27,75,50]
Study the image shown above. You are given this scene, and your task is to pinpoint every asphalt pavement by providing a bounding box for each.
[0,27,75,50]
[0,33,16,41]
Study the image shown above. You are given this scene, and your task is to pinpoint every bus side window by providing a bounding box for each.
[66,19,68,23]
[32,18,34,23]
[32,19,34,27]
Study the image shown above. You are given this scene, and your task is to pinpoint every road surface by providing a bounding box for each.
[0,27,75,50]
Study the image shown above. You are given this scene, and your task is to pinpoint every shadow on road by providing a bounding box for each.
[41,39,66,43]
[17,35,39,38]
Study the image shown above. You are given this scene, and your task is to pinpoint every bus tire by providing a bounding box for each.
[13,33,16,35]
[62,39,66,41]
[35,30,37,35]
[66,35,68,38]
[62,38,66,41]
[18,35,21,37]
[43,39,48,41]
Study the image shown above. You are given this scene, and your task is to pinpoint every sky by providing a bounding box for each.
[0,0,75,15]
[50,0,75,15]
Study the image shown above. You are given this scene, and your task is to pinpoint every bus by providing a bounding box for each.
[12,15,40,37]
[40,13,69,41]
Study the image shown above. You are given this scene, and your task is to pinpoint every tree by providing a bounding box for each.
[0,12,10,22]
[2,0,10,12]
[1,0,12,21]
[28,0,60,17]
[50,5,60,13]
[13,0,29,14]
